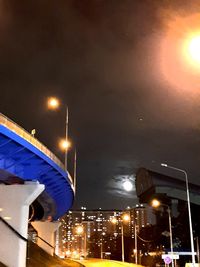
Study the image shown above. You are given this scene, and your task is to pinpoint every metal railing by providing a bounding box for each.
[0,113,65,171]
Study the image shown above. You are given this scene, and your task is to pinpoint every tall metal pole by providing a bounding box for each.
[73,148,77,195]
[197,237,200,264]
[167,206,174,267]
[84,231,87,258]
[100,239,103,259]
[135,224,138,264]
[161,164,195,266]
[65,106,68,171]
[121,222,124,262]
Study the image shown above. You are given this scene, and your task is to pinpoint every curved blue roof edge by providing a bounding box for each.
[0,124,75,220]
[0,125,73,186]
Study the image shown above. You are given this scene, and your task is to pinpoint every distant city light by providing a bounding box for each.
[122,213,130,222]
[65,250,71,256]
[76,225,84,235]
[151,199,160,208]
[111,217,117,224]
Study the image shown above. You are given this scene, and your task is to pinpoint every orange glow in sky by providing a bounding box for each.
[158,12,200,93]
[187,35,200,64]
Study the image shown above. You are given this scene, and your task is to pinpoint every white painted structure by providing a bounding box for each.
[32,221,61,255]
[0,182,44,267]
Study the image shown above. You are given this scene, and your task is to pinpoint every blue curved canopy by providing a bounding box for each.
[0,113,74,220]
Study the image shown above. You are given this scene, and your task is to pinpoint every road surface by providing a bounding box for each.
[76,258,144,267]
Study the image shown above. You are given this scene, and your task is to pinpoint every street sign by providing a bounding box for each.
[164,256,172,265]
[162,254,179,260]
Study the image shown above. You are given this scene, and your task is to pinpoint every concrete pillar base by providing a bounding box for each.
[0,182,44,267]
[31,221,61,255]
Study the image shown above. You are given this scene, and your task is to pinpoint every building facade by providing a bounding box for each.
[57,205,149,260]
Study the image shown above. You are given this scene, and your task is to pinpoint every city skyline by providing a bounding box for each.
[57,204,150,261]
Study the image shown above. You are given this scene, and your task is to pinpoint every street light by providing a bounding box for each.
[151,199,174,267]
[111,213,130,262]
[134,223,138,265]
[47,97,77,195]
[58,139,71,152]
[161,163,195,266]
[75,225,87,258]
[47,97,69,171]
[47,97,60,110]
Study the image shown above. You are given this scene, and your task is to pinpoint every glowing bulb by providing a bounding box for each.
[111,217,117,224]
[188,35,200,63]
[151,199,160,208]
[122,214,130,222]
[66,250,71,256]
[76,225,84,235]
[47,97,60,110]
[59,139,71,151]
[123,180,133,191]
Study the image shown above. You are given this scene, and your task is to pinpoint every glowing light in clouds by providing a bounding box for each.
[158,12,200,93]
[188,35,200,64]
[123,180,133,191]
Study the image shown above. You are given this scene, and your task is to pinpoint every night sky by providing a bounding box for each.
[1,0,200,210]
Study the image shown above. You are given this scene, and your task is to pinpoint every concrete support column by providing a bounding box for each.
[31,221,61,255]
[0,182,44,267]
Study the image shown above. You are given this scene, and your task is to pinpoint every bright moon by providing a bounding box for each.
[123,180,133,191]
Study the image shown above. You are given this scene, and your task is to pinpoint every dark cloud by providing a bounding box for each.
[1,0,200,209]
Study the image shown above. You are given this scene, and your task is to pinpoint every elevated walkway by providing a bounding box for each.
[136,168,200,205]
[0,113,74,220]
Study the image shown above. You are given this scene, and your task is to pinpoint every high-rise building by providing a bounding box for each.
[57,205,150,259]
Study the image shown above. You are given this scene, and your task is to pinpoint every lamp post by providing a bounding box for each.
[134,223,138,265]
[47,97,77,195]
[161,163,195,266]
[73,148,77,195]
[75,225,87,258]
[111,213,130,262]
[65,106,69,171]
[47,97,70,171]
[152,199,174,267]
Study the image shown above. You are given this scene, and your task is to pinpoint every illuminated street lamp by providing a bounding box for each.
[76,225,84,235]
[58,139,71,152]
[47,97,60,110]
[75,225,87,258]
[47,96,69,171]
[134,223,138,265]
[161,163,195,266]
[47,97,77,195]
[111,213,130,262]
[151,199,174,267]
